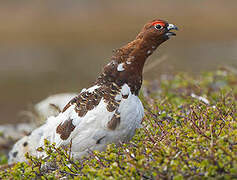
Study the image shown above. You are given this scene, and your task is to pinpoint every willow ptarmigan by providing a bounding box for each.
[8,19,178,163]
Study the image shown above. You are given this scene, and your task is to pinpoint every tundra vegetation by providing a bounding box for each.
[0,68,236,179]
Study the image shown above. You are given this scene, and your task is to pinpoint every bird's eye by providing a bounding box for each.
[154,24,163,30]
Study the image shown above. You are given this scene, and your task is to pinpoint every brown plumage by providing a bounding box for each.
[63,19,178,117]
[56,119,75,140]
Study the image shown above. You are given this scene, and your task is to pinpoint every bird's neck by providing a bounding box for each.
[96,37,159,95]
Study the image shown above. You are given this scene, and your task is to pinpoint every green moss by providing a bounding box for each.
[1,69,236,179]
[0,154,8,165]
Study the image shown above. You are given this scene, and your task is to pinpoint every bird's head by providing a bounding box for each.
[136,19,178,45]
[100,19,178,95]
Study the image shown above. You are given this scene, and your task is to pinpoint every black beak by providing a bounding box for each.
[166,23,178,37]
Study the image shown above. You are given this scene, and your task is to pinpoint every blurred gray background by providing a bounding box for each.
[0,0,237,124]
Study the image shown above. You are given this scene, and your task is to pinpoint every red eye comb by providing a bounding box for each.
[152,21,166,27]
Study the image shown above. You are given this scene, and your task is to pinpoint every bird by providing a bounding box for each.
[8,19,178,164]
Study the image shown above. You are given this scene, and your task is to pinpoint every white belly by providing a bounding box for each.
[69,94,144,159]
